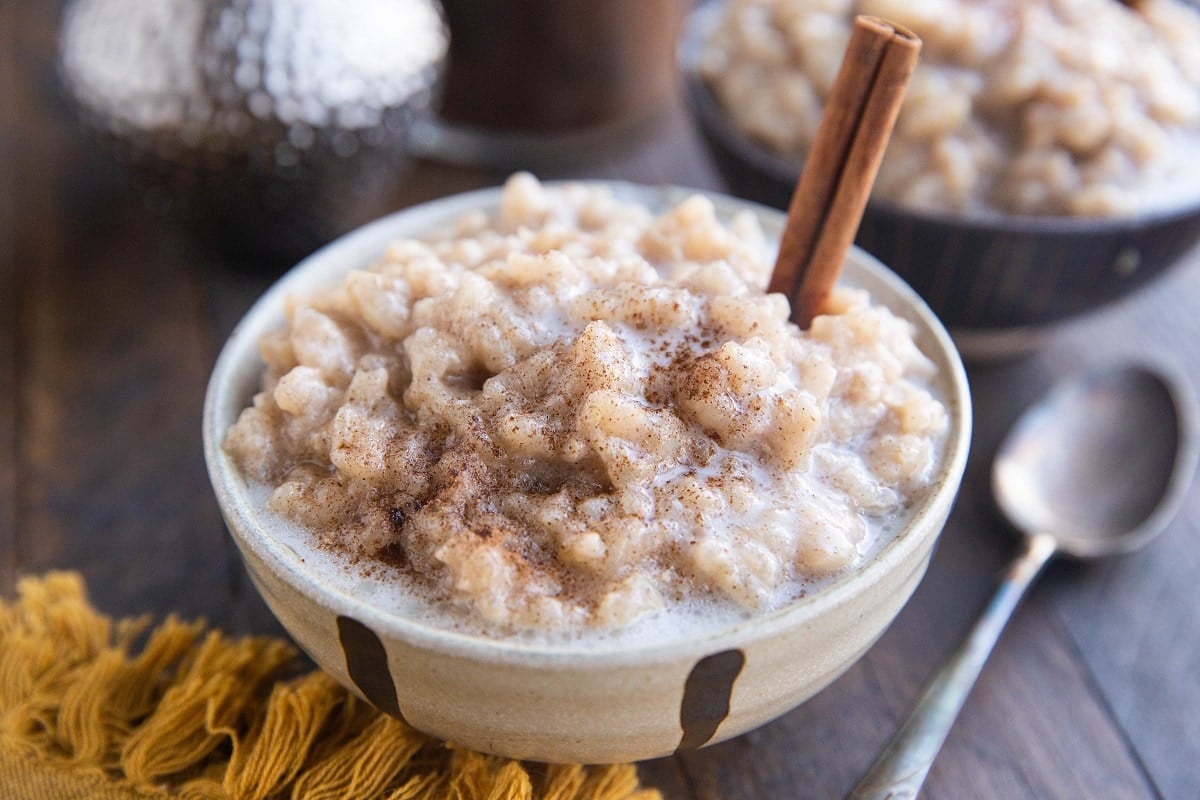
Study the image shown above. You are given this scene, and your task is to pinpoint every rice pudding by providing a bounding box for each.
[224,174,949,638]
[699,0,1200,217]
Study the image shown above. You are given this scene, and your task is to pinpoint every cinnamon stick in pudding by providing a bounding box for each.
[769,16,921,328]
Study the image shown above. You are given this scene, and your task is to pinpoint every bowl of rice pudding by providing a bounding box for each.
[203,174,971,763]
[684,0,1200,357]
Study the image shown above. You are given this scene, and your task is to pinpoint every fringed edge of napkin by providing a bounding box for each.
[0,572,662,800]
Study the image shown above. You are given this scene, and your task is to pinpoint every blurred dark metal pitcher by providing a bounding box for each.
[416,0,687,168]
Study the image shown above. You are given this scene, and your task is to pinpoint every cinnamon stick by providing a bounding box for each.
[769,16,920,328]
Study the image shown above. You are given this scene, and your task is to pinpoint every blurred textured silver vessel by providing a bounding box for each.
[60,0,447,264]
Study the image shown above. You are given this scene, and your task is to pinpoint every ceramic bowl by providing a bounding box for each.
[202,182,971,764]
[680,4,1200,359]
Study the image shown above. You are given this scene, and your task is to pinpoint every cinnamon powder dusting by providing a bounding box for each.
[224,174,948,636]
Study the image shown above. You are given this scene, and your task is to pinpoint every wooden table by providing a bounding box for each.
[4,3,1199,798]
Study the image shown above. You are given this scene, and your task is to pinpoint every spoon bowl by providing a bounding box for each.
[993,364,1197,558]
[851,362,1198,799]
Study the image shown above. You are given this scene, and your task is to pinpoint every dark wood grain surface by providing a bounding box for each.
[4,3,1199,798]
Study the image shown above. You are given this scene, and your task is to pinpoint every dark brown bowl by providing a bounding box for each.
[679,4,1200,356]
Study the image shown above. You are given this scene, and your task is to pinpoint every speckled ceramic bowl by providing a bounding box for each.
[680,4,1200,359]
[202,182,971,764]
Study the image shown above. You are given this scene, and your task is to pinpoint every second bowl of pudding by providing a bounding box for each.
[681,0,1200,357]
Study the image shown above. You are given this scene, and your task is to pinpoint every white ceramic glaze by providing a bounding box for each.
[203,183,972,764]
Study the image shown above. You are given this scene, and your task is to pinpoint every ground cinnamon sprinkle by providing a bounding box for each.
[224,175,948,640]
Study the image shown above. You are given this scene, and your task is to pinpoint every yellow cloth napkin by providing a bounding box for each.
[0,573,662,800]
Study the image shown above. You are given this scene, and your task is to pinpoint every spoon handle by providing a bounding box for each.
[847,532,1058,800]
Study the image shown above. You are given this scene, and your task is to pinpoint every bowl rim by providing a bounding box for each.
[203,179,972,668]
[678,1,1200,235]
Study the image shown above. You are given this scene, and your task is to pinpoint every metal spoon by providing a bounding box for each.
[849,363,1198,799]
